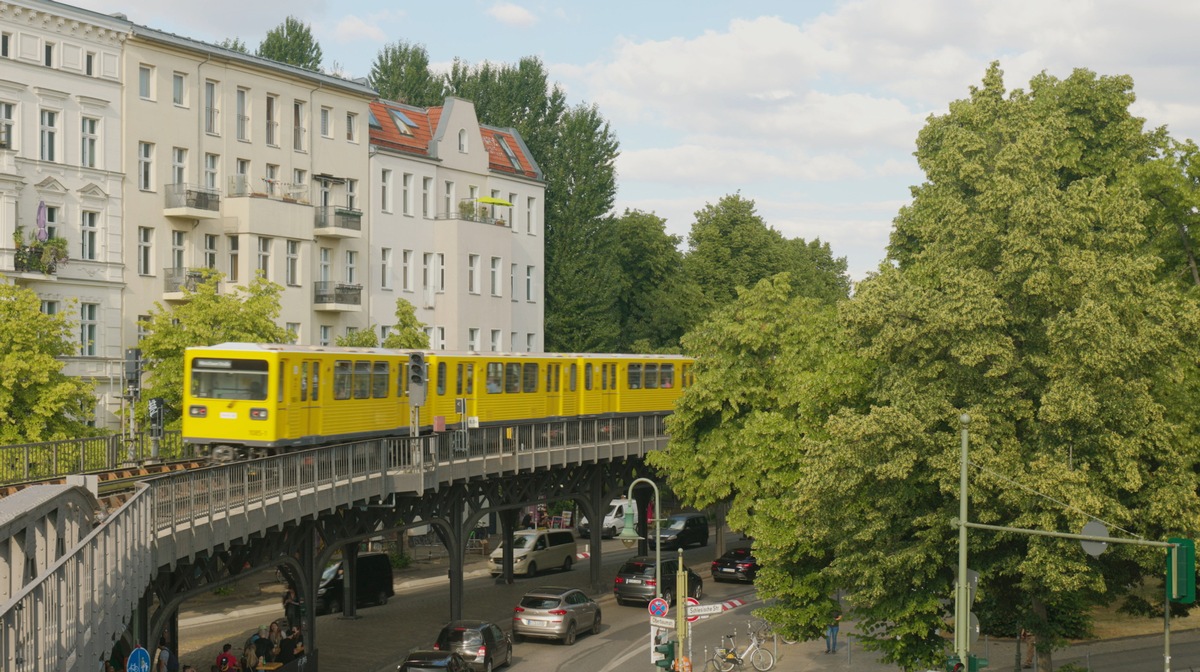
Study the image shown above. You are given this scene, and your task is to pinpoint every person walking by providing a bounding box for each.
[283,587,302,629]
[824,611,842,654]
[1021,628,1036,669]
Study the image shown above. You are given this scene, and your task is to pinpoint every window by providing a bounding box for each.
[41,300,58,315]
[44,206,57,238]
[265,164,278,196]
[320,107,331,137]
[265,95,278,146]
[319,325,331,346]
[172,147,187,186]
[227,235,239,282]
[437,253,445,292]
[85,52,95,76]
[1,33,8,58]
[315,247,330,282]
[661,364,675,389]
[205,80,218,134]
[402,250,413,291]
[80,211,98,260]
[173,73,186,106]
[346,112,357,141]
[468,254,480,294]
[526,266,534,301]
[527,197,536,235]
[510,264,517,302]
[138,142,153,190]
[139,65,153,99]
[0,102,12,149]
[443,181,454,217]
[381,248,393,289]
[527,334,535,352]
[628,363,642,389]
[171,230,185,270]
[511,331,518,351]
[39,110,57,162]
[236,158,249,179]
[458,128,468,152]
[379,325,390,342]
[422,253,431,290]
[236,88,248,140]
[402,173,412,215]
[347,179,358,210]
[437,327,446,350]
[293,100,306,151]
[523,363,537,391]
[490,257,501,296]
[381,169,392,212]
[80,117,98,168]
[293,169,306,191]
[204,153,218,190]
[346,250,358,284]
[257,236,271,277]
[468,328,479,352]
[137,315,151,341]
[509,192,518,232]
[80,303,97,356]
[422,177,432,217]
[372,361,388,398]
[490,330,501,352]
[286,240,300,286]
[203,234,217,269]
[137,227,152,275]
[43,41,54,67]
[287,323,301,343]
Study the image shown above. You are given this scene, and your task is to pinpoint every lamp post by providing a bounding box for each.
[616,477,661,599]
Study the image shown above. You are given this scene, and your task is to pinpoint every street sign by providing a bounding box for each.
[1081,521,1109,557]
[687,603,724,617]
[650,615,676,629]
[126,646,151,672]
[648,597,669,617]
[686,597,700,622]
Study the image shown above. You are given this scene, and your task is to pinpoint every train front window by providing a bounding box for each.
[190,358,269,400]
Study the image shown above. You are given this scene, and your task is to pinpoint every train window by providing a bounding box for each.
[600,364,607,390]
[353,361,371,399]
[584,363,592,391]
[523,363,538,392]
[466,364,474,394]
[546,365,553,392]
[372,362,388,398]
[397,363,408,397]
[437,362,447,395]
[300,362,308,402]
[312,364,320,400]
[334,360,352,400]
[644,364,658,389]
[487,362,503,393]
[505,363,521,393]
[661,364,675,389]
[570,364,578,392]
[456,363,464,395]
[628,364,642,390]
[554,364,561,392]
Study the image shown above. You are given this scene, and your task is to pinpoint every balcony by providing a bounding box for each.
[223,177,314,239]
[314,205,363,239]
[164,183,221,219]
[164,267,219,301]
[437,199,510,228]
[313,281,362,312]
[9,233,68,280]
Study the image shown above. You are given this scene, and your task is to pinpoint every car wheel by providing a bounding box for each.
[606,526,617,538]
[563,622,577,646]
[376,590,389,606]
[562,556,573,572]
[484,657,493,672]
[691,581,703,600]
[505,641,513,667]
[662,589,674,606]
[593,611,602,633]
[526,561,537,577]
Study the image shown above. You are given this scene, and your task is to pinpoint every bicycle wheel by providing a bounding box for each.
[749,647,775,671]
[713,652,736,672]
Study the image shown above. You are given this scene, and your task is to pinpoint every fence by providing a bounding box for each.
[0,431,187,487]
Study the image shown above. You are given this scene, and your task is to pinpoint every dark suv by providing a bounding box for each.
[613,556,702,606]
[651,513,709,550]
[433,620,513,671]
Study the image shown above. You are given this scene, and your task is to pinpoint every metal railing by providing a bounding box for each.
[164,183,220,211]
[314,280,363,305]
[314,205,363,232]
[0,432,186,486]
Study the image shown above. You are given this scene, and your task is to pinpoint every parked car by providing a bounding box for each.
[316,552,395,615]
[397,650,471,672]
[613,555,702,606]
[433,620,513,671]
[578,498,638,538]
[650,512,709,550]
[711,547,759,583]
[511,586,601,645]
[488,529,577,577]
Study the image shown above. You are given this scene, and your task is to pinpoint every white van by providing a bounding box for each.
[578,498,640,539]
[489,529,578,577]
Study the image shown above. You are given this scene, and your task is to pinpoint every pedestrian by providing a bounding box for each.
[521,513,533,529]
[283,587,302,629]
[1021,628,1036,669]
[215,643,237,672]
[824,611,842,654]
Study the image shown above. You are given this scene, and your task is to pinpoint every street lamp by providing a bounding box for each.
[615,477,661,599]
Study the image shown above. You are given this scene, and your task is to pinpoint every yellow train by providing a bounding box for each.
[183,343,695,461]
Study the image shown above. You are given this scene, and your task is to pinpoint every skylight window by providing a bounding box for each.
[496,134,522,171]
[389,109,417,137]
[368,111,382,130]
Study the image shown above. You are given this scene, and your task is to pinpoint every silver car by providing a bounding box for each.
[511,587,601,645]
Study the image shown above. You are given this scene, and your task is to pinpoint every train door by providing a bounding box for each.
[281,358,300,439]
[545,361,562,418]
[600,361,618,414]
[302,358,321,438]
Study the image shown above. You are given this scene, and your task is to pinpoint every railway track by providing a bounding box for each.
[0,460,205,508]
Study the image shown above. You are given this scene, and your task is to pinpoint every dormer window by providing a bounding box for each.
[458,129,468,153]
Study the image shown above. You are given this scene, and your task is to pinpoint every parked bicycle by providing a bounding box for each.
[713,622,775,671]
[747,617,798,645]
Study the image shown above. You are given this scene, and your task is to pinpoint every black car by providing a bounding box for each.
[711,547,759,583]
[398,650,471,672]
[433,620,513,671]
[650,513,709,550]
[613,555,702,606]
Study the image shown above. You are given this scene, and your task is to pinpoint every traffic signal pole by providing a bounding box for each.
[954,414,970,663]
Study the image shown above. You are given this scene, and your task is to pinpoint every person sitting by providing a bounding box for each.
[276,626,301,664]
[214,644,237,672]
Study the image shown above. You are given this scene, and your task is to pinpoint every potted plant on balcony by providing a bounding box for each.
[13,226,69,274]
[458,200,476,221]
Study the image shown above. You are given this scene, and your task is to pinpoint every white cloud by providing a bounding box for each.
[486,3,537,28]
[333,16,386,44]
[618,145,864,186]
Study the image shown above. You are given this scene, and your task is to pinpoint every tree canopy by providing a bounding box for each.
[369,41,444,107]
[256,16,323,71]
[0,281,97,442]
[382,298,431,349]
[652,63,1200,671]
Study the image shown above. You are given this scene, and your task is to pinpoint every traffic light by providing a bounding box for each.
[124,348,142,393]
[654,639,675,669]
[408,353,427,406]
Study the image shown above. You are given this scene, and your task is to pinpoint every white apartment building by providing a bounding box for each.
[369,98,545,352]
[0,0,129,427]
[119,24,376,350]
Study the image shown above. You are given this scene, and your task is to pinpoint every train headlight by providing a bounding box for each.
[188,405,208,418]
[250,408,269,420]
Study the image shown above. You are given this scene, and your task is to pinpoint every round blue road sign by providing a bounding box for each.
[127,646,151,672]
[648,597,669,617]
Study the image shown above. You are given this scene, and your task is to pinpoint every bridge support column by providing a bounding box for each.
[341,542,360,619]
[302,527,319,657]
[447,498,466,621]
[495,509,518,585]
[588,468,606,595]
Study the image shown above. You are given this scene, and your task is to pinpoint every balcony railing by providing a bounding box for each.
[165,183,220,211]
[13,238,68,275]
[164,267,213,293]
[314,205,363,232]
[314,281,362,305]
[438,206,509,228]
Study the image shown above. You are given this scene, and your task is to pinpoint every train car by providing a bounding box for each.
[183,343,695,461]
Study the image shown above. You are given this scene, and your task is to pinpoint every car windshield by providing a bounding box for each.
[505,535,535,550]
[320,563,340,582]
[520,596,561,609]
[441,628,483,647]
[665,518,688,531]
[618,561,655,577]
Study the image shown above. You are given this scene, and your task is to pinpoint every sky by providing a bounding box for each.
[68,0,1200,281]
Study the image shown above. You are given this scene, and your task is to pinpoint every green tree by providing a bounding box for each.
[382,299,430,349]
[369,41,444,106]
[0,281,97,442]
[217,37,249,54]
[336,329,378,347]
[138,271,291,425]
[256,16,322,71]
[653,63,1200,671]
[611,209,698,351]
